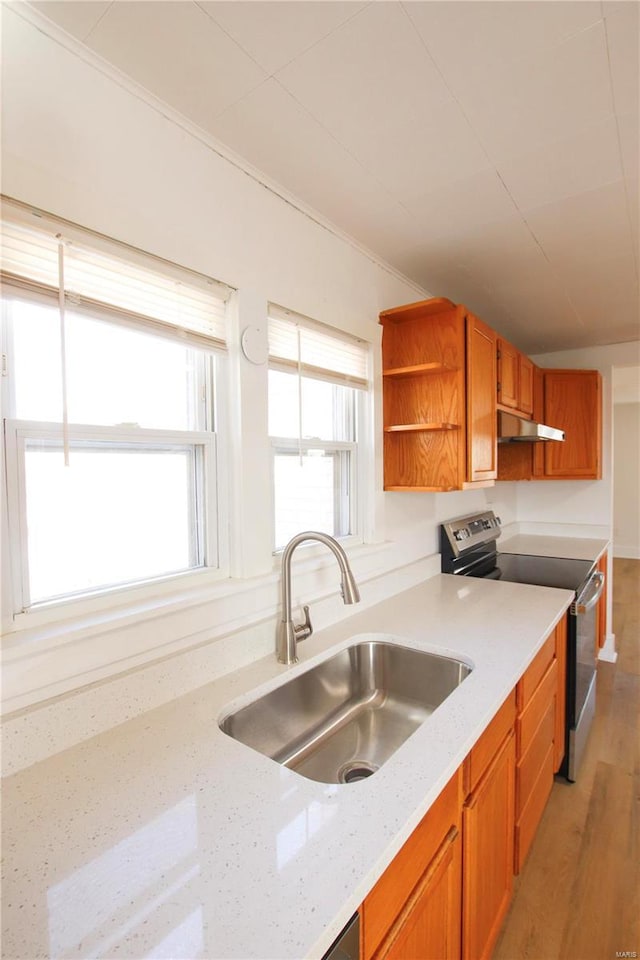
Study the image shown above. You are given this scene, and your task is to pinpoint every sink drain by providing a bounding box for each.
[338,760,379,784]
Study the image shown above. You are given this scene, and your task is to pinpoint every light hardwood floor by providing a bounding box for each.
[493,558,640,960]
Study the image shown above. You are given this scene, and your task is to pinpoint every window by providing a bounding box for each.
[1,200,232,614]
[267,306,370,551]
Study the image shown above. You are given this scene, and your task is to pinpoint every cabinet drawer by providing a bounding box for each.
[514,743,554,874]
[516,631,555,711]
[516,696,555,818]
[517,659,557,757]
[464,690,516,796]
[362,768,461,959]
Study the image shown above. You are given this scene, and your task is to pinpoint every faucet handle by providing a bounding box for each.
[294,605,313,643]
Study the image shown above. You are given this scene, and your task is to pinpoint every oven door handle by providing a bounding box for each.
[571,571,605,615]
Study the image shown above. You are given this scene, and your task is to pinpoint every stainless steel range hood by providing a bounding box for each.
[498,411,565,442]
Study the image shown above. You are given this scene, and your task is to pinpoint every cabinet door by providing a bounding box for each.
[554,617,567,773]
[463,732,516,960]
[362,770,461,958]
[466,314,498,481]
[543,370,602,478]
[519,355,534,416]
[497,339,519,409]
[374,827,462,960]
[597,551,608,650]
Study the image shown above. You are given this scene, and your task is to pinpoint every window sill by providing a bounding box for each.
[2,538,438,716]
[5,539,392,650]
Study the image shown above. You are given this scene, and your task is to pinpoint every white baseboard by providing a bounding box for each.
[598,633,617,663]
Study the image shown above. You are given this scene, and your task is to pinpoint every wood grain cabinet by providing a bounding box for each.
[500,367,602,482]
[497,338,534,418]
[361,769,462,960]
[379,298,496,491]
[462,692,516,960]
[597,550,608,650]
[360,627,567,958]
[534,369,602,480]
[467,313,498,482]
[553,617,567,772]
[514,627,561,873]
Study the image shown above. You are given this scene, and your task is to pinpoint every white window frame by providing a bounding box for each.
[0,234,232,630]
[270,436,359,552]
[4,419,219,617]
[267,305,370,554]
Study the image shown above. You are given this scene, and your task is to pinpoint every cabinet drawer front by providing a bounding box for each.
[362,768,461,959]
[517,660,557,757]
[464,690,516,796]
[515,743,554,874]
[516,696,555,818]
[517,631,555,710]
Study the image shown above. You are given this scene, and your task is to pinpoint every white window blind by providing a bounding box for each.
[0,199,231,349]
[267,305,369,388]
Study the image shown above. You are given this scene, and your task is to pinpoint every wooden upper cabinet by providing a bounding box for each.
[497,338,534,417]
[497,338,519,410]
[380,301,601,488]
[542,370,602,479]
[379,298,495,491]
[519,355,534,416]
[467,313,498,482]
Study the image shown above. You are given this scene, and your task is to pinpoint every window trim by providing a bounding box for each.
[4,419,219,616]
[270,438,359,552]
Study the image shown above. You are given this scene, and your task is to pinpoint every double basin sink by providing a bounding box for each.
[219,640,472,784]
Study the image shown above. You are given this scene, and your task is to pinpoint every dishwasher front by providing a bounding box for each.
[322,913,359,960]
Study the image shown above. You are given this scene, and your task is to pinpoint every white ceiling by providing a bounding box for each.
[26,0,640,354]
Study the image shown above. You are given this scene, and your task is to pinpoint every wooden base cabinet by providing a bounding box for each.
[368,827,462,960]
[514,630,559,873]
[462,695,516,960]
[360,634,565,958]
[361,769,462,960]
[597,550,608,650]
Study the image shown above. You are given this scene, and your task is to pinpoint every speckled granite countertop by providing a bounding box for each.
[499,533,608,563]
[1,575,573,960]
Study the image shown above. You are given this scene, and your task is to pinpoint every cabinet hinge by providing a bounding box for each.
[497,348,501,359]
[1,353,7,376]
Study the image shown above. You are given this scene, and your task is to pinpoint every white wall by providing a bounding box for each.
[0,9,520,718]
[613,402,640,558]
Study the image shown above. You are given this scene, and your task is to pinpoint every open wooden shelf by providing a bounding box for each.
[384,422,459,433]
[382,362,455,379]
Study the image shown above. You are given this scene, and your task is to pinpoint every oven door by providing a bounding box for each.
[568,571,605,781]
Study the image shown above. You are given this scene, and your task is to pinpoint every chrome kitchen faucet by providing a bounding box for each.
[276,531,360,665]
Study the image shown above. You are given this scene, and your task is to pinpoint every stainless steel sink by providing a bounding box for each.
[219,640,472,784]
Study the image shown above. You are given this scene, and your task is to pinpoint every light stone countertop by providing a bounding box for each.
[1,574,573,960]
[499,533,609,564]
